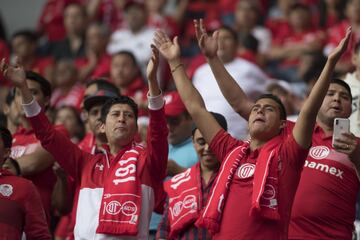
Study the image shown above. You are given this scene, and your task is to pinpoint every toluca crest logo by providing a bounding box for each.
[309,146,330,159]
[0,184,13,197]
[105,201,122,215]
[170,194,197,219]
[104,200,138,217]
[237,163,255,179]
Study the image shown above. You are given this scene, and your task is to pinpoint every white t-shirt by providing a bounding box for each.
[193,57,269,139]
[107,27,156,76]
[344,72,360,137]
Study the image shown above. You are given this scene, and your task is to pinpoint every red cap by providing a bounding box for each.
[164,91,186,117]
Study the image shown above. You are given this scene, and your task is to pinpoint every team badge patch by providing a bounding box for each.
[0,184,13,197]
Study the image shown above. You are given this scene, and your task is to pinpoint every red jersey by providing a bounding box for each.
[148,15,179,38]
[11,127,57,223]
[50,84,85,110]
[113,76,149,117]
[75,54,111,79]
[209,127,308,240]
[289,124,360,239]
[37,0,83,42]
[326,20,360,68]
[0,169,51,240]
[93,0,126,32]
[78,132,97,154]
[273,28,325,67]
[29,57,54,77]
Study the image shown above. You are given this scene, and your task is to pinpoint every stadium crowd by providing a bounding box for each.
[1,0,360,239]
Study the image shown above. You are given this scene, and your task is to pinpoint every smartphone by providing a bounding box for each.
[332,118,350,147]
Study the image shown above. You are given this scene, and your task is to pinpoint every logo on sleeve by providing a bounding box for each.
[237,163,255,179]
[0,184,13,197]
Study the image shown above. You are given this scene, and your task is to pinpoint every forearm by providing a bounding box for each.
[17,151,54,176]
[303,59,336,118]
[19,84,34,104]
[52,177,73,215]
[23,100,87,178]
[207,56,253,119]
[148,77,161,97]
[147,93,168,181]
[294,59,336,148]
[86,0,101,20]
[172,0,189,23]
[78,62,96,83]
[169,59,206,114]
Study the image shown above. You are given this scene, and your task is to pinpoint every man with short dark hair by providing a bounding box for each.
[107,1,156,75]
[79,89,119,154]
[157,112,227,239]
[193,19,360,239]
[154,20,351,239]
[0,126,51,240]
[1,45,168,239]
[191,25,269,140]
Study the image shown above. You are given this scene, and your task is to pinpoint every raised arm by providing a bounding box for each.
[194,19,254,120]
[146,44,169,182]
[153,30,221,145]
[292,27,352,148]
[1,58,90,179]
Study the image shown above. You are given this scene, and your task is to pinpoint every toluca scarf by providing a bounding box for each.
[164,163,202,239]
[96,145,144,236]
[196,136,282,235]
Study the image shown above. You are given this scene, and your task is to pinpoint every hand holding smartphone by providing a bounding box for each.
[332,118,350,148]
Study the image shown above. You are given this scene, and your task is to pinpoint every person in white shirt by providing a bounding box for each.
[107,1,155,76]
[344,41,360,137]
[192,26,269,139]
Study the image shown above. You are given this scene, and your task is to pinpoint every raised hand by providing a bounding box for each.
[0,57,26,88]
[328,27,352,62]
[194,19,219,58]
[153,30,180,62]
[146,44,159,82]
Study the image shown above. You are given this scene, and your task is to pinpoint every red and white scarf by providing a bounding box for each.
[96,145,144,236]
[164,163,202,239]
[196,136,282,235]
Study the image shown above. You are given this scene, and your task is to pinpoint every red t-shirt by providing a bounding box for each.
[94,0,126,32]
[273,28,325,67]
[75,54,111,80]
[0,169,51,240]
[30,57,54,77]
[289,125,360,239]
[112,76,149,117]
[50,84,85,110]
[148,15,180,38]
[209,126,308,239]
[37,0,83,42]
[10,125,67,223]
[326,20,360,68]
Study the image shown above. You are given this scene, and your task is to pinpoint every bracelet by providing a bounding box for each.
[171,63,184,73]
